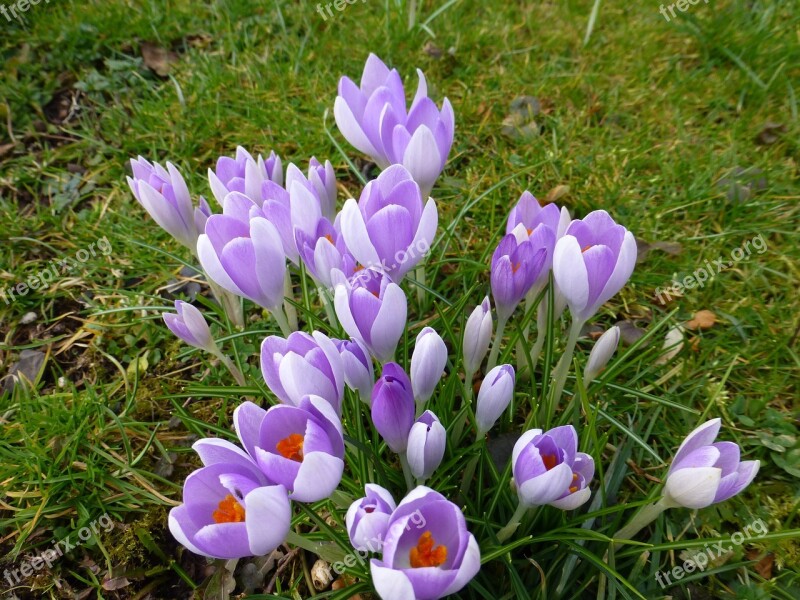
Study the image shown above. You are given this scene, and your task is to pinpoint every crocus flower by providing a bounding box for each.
[407,411,446,481]
[334,268,407,362]
[197,192,287,312]
[370,487,480,600]
[194,196,213,236]
[371,363,416,453]
[261,331,345,413]
[462,297,492,377]
[491,234,548,322]
[506,191,571,241]
[208,146,282,206]
[334,54,455,197]
[168,438,291,560]
[475,364,515,437]
[163,300,218,354]
[583,326,620,384]
[663,419,759,509]
[285,158,337,221]
[512,425,594,509]
[233,397,345,503]
[128,157,205,249]
[410,327,447,407]
[552,210,636,323]
[295,216,356,288]
[340,165,437,281]
[336,338,374,403]
[345,484,397,551]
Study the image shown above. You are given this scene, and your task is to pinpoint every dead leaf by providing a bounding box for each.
[747,550,774,579]
[501,96,542,140]
[755,122,785,146]
[636,238,683,263]
[102,577,130,591]
[615,320,648,346]
[544,184,569,204]
[141,42,179,77]
[686,310,717,330]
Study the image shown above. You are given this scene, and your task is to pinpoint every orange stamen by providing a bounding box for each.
[512,262,521,273]
[324,234,335,243]
[354,264,365,272]
[581,244,594,253]
[541,453,558,471]
[212,494,246,523]
[409,531,447,568]
[569,473,579,493]
[276,433,305,462]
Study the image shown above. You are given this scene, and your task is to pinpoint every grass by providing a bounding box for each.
[1,0,798,598]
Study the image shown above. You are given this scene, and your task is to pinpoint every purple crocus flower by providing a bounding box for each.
[475,364,515,437]
[208,146,283,206]
[409,327,447,407]
[341,165,437,282]
[370,487,480,600]
[261,331,345,414]
[163,300,217,354]
[295,216,356,288]
[285,158,337,221]
[168,438,291,559]
[371,363,416,453]
[512,425,595,510]
[407,411,446,481]
[552,210,637,323]
[334,268,407,362]
[232,398,345,503]
[196,192,286,312]
[462,297,492,377]
[336,338,374,402]
[663,419,759,509]
[490,234,548,322]
[127,157,207,250]
[506,191,571,241]
[334,54,455,197]
[345,484,397,551]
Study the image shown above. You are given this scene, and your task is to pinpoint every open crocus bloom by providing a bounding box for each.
[663,418,759,509]
[512,425,594,510]
[260,331,345,414]
[334,268,408,362]
[346,484,397,551]
[334,54,454,197]
[370,487,480,600]
[552,210,636,323]
[233,397,345,503]
[208,146,282,206]
[127,157,206,249]
[168,438,291,560]
[491,234,548,321]
[295,216,356,289]
[341,165,437,281]
[506,191,571,241]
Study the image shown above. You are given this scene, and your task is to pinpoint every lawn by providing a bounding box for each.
[0,0,798,598]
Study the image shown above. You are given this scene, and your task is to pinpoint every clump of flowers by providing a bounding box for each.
[128,54,759,598]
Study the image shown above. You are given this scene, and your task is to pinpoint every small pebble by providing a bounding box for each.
[21,312,37,324]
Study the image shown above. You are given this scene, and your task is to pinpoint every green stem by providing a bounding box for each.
[399,452,415,492]
[321,290,339,329]
[271,305,293,337]
[612,497,672,550]
[207,279,244,329]
[496,502,529,543]
[283,271,298,331]
[550,318,583,405]
[414,264,426,311]
[486,315,508,372]
[216,353,246,387]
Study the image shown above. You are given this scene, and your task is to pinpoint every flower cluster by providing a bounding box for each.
[128,53,759,599]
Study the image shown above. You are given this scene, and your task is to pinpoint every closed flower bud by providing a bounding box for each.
[407,411,446,480]
[371,363,416,453]
[163,300,218,354]
[410,327,447,407]
[583,326,620,384]
[462,297,492,376]
[345,484,396,551]
[475,365,515,436]
[336,338,374,403]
